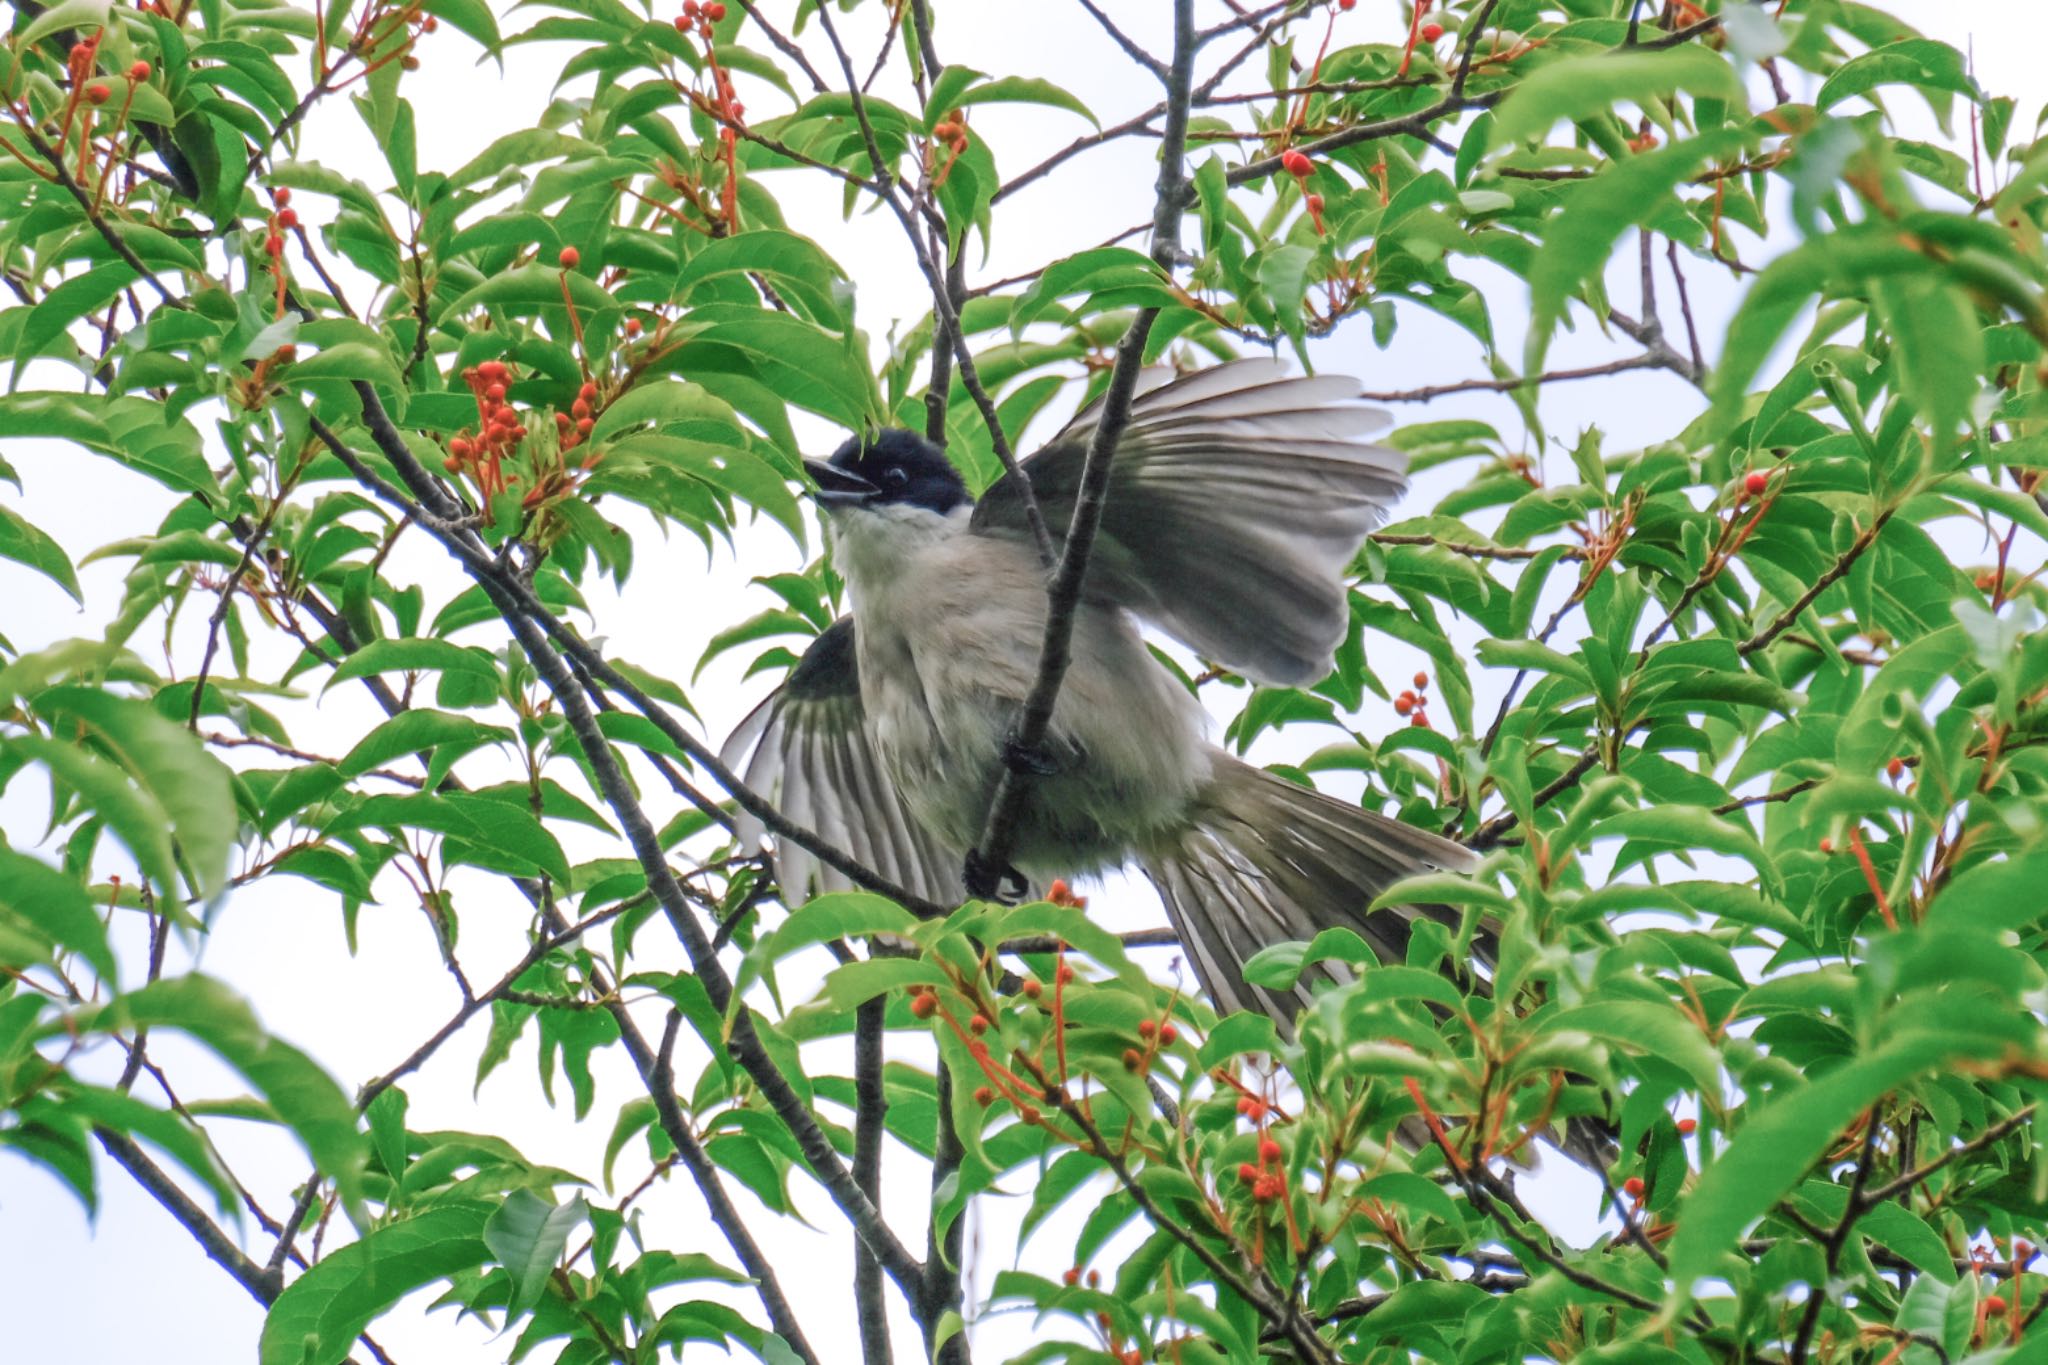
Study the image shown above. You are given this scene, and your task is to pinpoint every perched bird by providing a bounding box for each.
[723,359,1479,1025]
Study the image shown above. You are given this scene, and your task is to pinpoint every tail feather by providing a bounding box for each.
[1141,755,1482,1028]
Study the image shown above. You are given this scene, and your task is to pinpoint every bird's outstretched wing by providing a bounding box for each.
[970,358,1405,686]
[720,618,968,906]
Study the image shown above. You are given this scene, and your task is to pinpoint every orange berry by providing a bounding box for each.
[264,234,284,256]
[973,1085,993,1106]
[85,83,111,104]
[703,0,725,16]
[624,317,642,335]
[1676,1117,1697,1135]
[1022,978,1042,999]
[276,207,298,229]
[1237,1162,1259,1183]
[1414,672,1429,689]
[1258,1137,1282,1163]
[1086,1269,1100,1288]
[1819,837,1834,853]
[1394,695,1413,716]
[1138,1019,1157,1039]
[274,344,296,362]
[1280,149,1312,177]
[909,993,938,1020]
[1988,1295,2010,1314]
[1420,21,1444,40]
[1410,712,1429,728]
[1062,1267,1080,1287]
[442,455,463,473]
[933,121,959,140]
[1158,1023,1177,1045]
[273,187,291,206]
[969,1014,988,1035]
[558,246,580,269]
[1886,757,1905,778]
[1056,964,1075,985]
[449,437,472,458]
[1622,1176,1645,1197]
[129,60,151,81]
[1122,1048,1143,1072]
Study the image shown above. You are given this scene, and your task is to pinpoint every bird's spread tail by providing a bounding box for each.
[1141,754,1482,1026]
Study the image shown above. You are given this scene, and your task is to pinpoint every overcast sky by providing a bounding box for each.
[3,3,2044,1362]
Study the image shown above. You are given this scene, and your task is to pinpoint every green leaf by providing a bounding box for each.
[348,792,571,884]
[5,736,182,906]
[925,73,1098,130]
[1661,1035,1996,1314]
[0,849,116,979]
[80,975,369,1210]
[0,504,81,601]
[18,261,137,365]
[1542,1001,1722,1095]
[1816,38,1979,116]
[324,638,500,692]
[1488,46,1745,149]
[31,687,238,903]
[418,0,501,52]
[675,230,852,329]
[287,342,406,393]
[337,710,512,780]
[483,1189,588,1314]
[259,1204,493,1365]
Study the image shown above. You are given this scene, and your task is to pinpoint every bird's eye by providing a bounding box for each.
[883,467,910,487]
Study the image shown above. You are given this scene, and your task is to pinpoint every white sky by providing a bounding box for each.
[3,3,2045,1362]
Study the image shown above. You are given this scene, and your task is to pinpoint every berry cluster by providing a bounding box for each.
[1394,670,1431,728]
[1236,1130,1287,1204]
[444,360,527,498]
[554,378,604,456]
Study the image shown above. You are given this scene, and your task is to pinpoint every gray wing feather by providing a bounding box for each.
[972,358,1406,685]
[720,617,967,907]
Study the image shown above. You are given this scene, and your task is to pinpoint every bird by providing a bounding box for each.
[721,358,1480,1027]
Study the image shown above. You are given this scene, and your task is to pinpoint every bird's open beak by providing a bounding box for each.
[804,458,879,509]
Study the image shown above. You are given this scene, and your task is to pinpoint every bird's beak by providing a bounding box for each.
[804,458,879,509]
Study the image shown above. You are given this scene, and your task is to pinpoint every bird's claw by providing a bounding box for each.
[1002,731,1059,777]
[963,849,1030,904]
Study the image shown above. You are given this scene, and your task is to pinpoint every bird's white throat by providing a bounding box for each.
[824,501,974,606]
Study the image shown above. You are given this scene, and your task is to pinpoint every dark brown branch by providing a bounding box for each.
[855,995,892,1365]
[965,0,1197,893]
[1738,508,1895,657]
[1357,353,1669,403]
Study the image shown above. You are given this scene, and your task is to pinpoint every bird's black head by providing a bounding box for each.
[803,428,970,515]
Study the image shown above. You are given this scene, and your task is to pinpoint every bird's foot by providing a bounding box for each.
[1002,729,1060,777]
[963,849,1030,904]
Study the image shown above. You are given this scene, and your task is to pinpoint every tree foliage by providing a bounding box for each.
[3,0,2048,1362]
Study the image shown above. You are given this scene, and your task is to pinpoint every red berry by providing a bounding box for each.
[624,317,643,336]
[1339,0,1356,8]
[1022,979,1043,999]
[558,246,580,269]
[85,83,110,104]
[1420,22,1444,41]
[273,187,291,206]
[1394,696,1413,716]
[1121,1048,1143,1072]
[1280,149,1312,178]
[1138,1019,1157,1039]
[1410,712,1429,728]
[1676,1117,1697,1135]
[1414,672,1429,690]
[1158,1023,1177,1045]
[1258,1137,1282,1163]
[910,993,938,1019]
[576,417,593,436]
[1055,964,1075,985]
[264,234,284,256]
[422,14,438,31]
[1988,1295,2010,1313]
[1062,1267,1080,1287]
[1819,837,1834,854]
[969,1014,988,1035]
[1305,192,1324,213]
[674,13,690,30]
[578,380,598,402]
[703,0,726,17]
[129,60,151,81]
[442,455,462,473]
[277,208,298,229]
[973,1085,994,1106]
[1086,1269,1100,1288]
[1622,1176,1645,1198]
[1237,1162,1259,1183]
[1886,757,1905,778]
[485,383,507,402]
[449,437,472,458]
[1745,470,1769,495]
